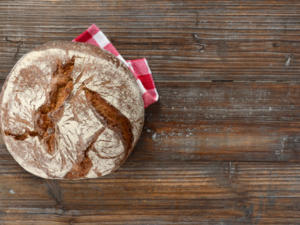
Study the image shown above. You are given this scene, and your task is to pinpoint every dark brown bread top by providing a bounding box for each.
[0,41,144,179]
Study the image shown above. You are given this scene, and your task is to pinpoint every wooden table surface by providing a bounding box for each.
[1,0,300,224]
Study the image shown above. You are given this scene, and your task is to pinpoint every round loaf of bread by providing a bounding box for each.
[0,41,144,179]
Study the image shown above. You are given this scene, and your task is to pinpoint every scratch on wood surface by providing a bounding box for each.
[192,33,206,52]
[152,132,157,141]
[285,54,293,67]
[4,36,23,59]
[45,180,64,208]
[195,11,200,26]
[275,136,288,157]
[228,161,234,181]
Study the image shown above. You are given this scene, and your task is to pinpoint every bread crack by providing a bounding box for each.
[83,87,133,158]
[64,127,105,179]
[35,56,75,154]
[4,129,38,141]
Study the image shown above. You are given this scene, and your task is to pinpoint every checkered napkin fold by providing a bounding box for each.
[73,24,159,108]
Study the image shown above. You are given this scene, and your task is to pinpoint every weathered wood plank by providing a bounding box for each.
[0,162,300,224]
[1,0,300,81]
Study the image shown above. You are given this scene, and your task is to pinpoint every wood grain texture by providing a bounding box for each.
[1,0,300,224]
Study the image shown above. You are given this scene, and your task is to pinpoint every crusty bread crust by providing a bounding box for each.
[0,41,144,179]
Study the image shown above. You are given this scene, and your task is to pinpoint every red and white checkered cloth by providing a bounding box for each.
[73,24,158,108]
